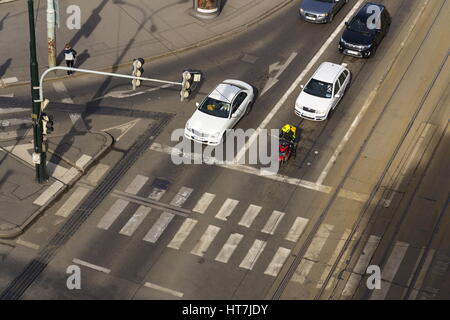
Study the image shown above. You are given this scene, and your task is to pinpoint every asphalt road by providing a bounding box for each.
[0,0,448,300]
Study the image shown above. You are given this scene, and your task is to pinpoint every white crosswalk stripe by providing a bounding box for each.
[291,224,334,284]
[53,81,74,103]
[55,187,90,218]
[119,187,166,236]
[316,229,351,288]
[408,249,435,300]
[167,218,198,250]
[261,210,285,235]
[285,217,309,242]
[215,233,244,263]
[370,241,409,300]
[192,192,215,214]
[342,235,380,298]
[97,175,148,230]
[264,247,291,277]
[143,187,193,243]
[191,225,221,257]
[239,239,266,270]
[215,198,239,221]
[55,163,110,218]
[238,205,262,228]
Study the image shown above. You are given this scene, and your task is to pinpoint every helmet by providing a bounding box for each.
[281,124,292,133]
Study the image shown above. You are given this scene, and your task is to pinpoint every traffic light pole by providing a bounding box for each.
[37,66,183,101]
[28,0,48,183]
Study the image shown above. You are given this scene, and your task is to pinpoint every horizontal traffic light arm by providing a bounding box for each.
[37,66,183,102]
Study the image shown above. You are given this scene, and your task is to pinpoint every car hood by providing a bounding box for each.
[341,28,374,46]
[187,110,228,135]
[300,0,334,14]
[296,91,331,113]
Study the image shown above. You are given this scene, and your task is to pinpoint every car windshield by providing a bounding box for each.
[303,78,333,99]
[347,17,371,34]
[198,97,231,118]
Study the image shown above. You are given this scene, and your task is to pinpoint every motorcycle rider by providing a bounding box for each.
[280,124,297,158]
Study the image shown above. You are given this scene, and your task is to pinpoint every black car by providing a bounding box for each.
[338,2,391,58]
[299,0,348,24]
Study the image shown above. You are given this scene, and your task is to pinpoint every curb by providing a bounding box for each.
[0,131,114,239]
[0,0,18,3]
[4,0,294,88]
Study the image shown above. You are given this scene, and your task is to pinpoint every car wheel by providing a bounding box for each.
[246,97,255,116]
[328,14,334,23]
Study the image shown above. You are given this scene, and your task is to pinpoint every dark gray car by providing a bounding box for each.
[299,0,347,23]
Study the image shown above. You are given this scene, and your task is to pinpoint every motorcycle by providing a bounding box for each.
[278,124,299,164]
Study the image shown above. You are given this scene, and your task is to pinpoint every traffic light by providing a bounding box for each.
[42,113,54,135]
[180,70,202,101]
[132,58,145,90]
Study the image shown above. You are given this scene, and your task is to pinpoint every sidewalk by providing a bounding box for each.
[0,101,113,238]
[0,0,293,87]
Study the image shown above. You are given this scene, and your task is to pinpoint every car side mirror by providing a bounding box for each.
[231,113,238,118]
[195,102,200,107]
[376,29,382,33]
[344,21,348,26]
[300,84,304,89]
[335,93,341,98]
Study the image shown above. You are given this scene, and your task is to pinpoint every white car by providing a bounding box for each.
[184,79,255,145]
[295,62,350,121]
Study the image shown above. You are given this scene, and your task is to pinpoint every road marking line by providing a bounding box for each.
[317,229,351,288]
[192,192,216,214]
[167,218,198,250]
[143,212,174,243]
[55,187,90,218]
[215,233,244,263]
[342,235,380,297]
[291,224,334,284]
[85,163,110,184]
[75,154,92,170]
[1,77,19,84]
[53,81,74,103]
[234,0,366,165]
[400,247,425,299]
[264,247,291,277]
[238,204,262,228]
[261,52,298,96]
[215,198,239,221]
[69,113,88,132]
[408,249,435,300]
[33,181,64,206]
[382,123,434,207]
[0,107,26,114]
[97,175,148,230]
[0,93,14,97]
[15,239,40,250]
[326,231,358,291]
[370,241,409,300]
[96,83,173,100]
[191,225,221,257]
[0,118,30,126]
[285,217,309,242]
[143,187,193,243]
[261,210,285,235]
[72,258,110,274]
[101,119,140,142]
[119,187,166,236]
[239,239,267,270]
[144,282,183,298]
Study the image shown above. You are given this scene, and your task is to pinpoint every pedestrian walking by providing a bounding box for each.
[63,44,77,75]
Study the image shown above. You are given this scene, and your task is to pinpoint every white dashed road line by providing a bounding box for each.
[72,258,111,274]
[144,282,184,298]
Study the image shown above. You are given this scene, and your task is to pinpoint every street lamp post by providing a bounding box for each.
[28,0,48,183]
[47,0,57,67]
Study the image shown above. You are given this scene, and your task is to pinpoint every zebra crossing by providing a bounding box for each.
[53,172,444,297]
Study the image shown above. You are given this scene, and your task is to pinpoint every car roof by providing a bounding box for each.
[354,2,385,19]
[311,62,346,83]
[209,83,241,103]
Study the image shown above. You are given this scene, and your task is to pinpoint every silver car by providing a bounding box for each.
[299,0,348,23]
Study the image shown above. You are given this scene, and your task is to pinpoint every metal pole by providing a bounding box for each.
[28,0,48,183]
[47,0,56,67]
